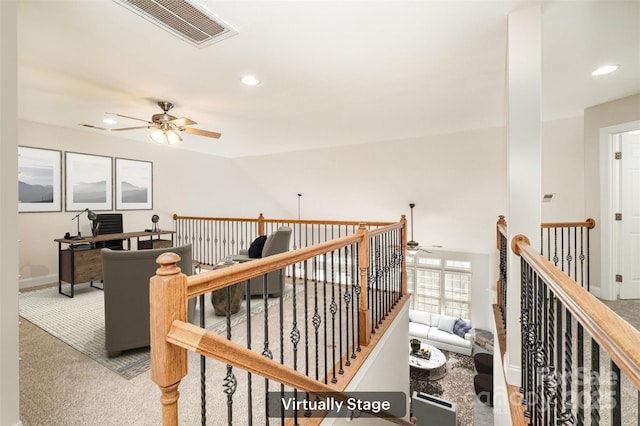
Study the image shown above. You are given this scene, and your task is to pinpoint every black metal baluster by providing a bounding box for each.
[261,274,273,424]
[224,287,237,426]
[586,226,591,291]
[559,306,574,425]
[330,250,338,384]
[337,247,344,376]
[350,242,358,359]
[199,293,207,426]
[290,265,299,425]
[355,242,362,353]
[559,227,565,273]
[313,255,320,382]
[344,246,352,368]
[591,338,601,426]
[323,253,328,384]
[553,228,559,267]
[577,323,585,425]
[555,295,563,423]
[246,277,253,426]
[546,290,557,425]
[573,227,578,284]
[611,361,621,426]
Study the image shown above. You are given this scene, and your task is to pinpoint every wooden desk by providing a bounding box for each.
[54,230,175,298]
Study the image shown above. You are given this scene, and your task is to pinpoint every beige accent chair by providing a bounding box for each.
[232,227,292,298]
[101,244,195,357]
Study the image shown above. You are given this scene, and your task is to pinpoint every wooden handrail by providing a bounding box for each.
[173,213,394,228]
[512,234,640,388]
[540,218,596,229]
[186,233,362,298]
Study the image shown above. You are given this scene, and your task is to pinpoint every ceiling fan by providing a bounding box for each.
[80,101,221,144]
[404,203,431,255]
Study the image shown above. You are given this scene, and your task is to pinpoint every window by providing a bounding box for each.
[406,252,472,318]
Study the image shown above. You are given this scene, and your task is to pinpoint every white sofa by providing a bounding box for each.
[409,309,473,356]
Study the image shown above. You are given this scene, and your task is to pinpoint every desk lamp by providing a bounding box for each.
[70,208,96,240]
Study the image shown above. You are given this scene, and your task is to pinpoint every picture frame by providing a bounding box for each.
[18,146,62,213]
[115,158,153,210]
[65,152,113,211]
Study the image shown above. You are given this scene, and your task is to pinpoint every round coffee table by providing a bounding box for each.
[409,342,447,380]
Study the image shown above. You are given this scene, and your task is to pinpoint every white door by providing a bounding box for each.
[619,133,640,299]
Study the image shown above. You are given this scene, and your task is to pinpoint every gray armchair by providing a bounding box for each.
[233,227,292,298]
[101,244,195,357]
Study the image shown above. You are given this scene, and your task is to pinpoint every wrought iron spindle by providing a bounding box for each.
[337,247,344,376]
[224,286,237,425]
[577,323,585,425]
[559,306,575,425]
[591,339,601,426]
[329,251,338,384]
[245,277,253,425]
[611,361,621,426]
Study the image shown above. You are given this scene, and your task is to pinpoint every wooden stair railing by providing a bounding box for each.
[509,234,640,425]
[172,213,396,268]
[495,216,596,332]
[151,221,412,425]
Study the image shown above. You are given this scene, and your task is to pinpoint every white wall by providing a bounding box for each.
[541,116,585,221]
[322,303,411,425]
[233,126,508,254]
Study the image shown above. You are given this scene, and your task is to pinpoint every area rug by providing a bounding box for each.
[18,283,295,380]
[410,350,476,425]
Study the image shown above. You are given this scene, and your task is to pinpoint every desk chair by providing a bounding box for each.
[93,213,124,250]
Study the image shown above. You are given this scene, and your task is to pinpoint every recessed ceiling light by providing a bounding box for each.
[592,64,619,76]
[102,117,117,125]
[241,75,259,86]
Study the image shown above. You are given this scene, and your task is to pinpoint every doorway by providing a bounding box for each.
[600,121,640,300]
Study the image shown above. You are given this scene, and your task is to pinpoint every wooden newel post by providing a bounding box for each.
[357,224,372,347]
[258,213,265,236]
[150,252,188,426]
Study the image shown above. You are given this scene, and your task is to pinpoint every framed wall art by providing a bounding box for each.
[115,158,153,210]
[18,146,62,213]
[65,152,113,211]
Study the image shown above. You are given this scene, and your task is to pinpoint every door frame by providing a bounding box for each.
[600,120,640,300]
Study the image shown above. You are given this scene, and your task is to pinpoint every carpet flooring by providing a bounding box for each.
[18,283,295,380]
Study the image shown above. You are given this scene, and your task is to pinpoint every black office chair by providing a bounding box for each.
[93,213,124,250]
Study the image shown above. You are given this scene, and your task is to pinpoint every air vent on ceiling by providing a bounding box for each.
[114,0,238,48]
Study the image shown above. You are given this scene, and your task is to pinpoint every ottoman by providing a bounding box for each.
[474,352,494,375]
[473,373,493,406]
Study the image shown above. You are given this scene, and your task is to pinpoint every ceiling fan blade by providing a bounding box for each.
[111,125,155,131]
[169,117,197,127]
[106,112,152,124]
[79,123,108,130]
[182,127,222,139]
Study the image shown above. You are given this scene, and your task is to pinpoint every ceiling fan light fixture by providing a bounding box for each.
[150,129,181,145]
[406,240,420,255]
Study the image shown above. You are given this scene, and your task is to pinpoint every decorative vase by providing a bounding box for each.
[410,338,421,354]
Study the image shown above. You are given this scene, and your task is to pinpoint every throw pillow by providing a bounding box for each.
[248,235,267,258]
[453,318,472,338]
[437,315,457,334]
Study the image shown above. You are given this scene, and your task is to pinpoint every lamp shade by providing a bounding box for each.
[150,129,181,144]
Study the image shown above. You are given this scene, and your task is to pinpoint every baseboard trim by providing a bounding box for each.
[19,274,57,290]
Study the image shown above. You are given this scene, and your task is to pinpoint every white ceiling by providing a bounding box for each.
[17,1,639,158]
